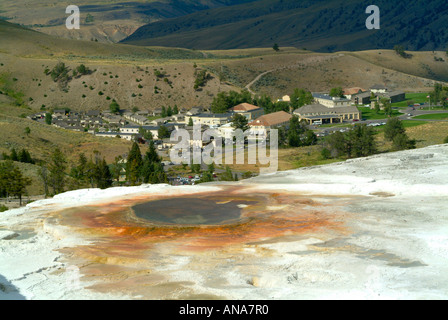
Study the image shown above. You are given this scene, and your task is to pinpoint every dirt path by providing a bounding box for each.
[244,54,338,95]
[245,69,275,95]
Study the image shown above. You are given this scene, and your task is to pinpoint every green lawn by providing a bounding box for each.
[401,120,429,128]
[413,113,448,120]
[391,92,430,108]
[358,107,401,120]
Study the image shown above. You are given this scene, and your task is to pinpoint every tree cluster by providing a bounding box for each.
[210,90,253,113]
[69,151,113,190]
[393,45,412,59]
[429,83,448,107]
[210,87,315,115]
[126,142,167,186]
[322,124,377,159]
[161,105,179,117]
[194,69,212,90]
[1,148,34,164]
[384,117,416,151]
[0,161,32,206]
[284,116,317,148]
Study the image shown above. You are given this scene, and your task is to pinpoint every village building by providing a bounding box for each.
[312,93,351,108]
[85,110,101,118]
[186,107,205,116]
[229,103,264,120]
[248,111,292,136]
[188,113,233,127]
[352,91,373,105]
[217,122,237,141]
[293,103,361,125]
[370,84,388,94]
[376,90,406,104]
[343,87,367,100]
[95,132,139,141]
[152,108,163,117]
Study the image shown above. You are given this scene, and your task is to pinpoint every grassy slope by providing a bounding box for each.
[1,20,447,113]
[0,98,136,196]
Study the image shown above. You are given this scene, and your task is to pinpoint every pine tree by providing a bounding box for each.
[10,148,18,161]
[48,148,67,195]
[10,165,31,206]
[126,142,143,185]
[1,161,31,206]
[96,158,113,189]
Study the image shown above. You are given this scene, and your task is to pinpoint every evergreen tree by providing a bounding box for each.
[38,165,49,198]
[188,117,194,126]
[329,87,344,98]
[158,125,170,139]
[140,142,166,184]
[77,153,88,182]
[384,117,406,142]
[303,130,317,146]
[18,149,33,164]
[10,148,18,161]
[290,88,314,110]
[126,142,143,185]
[48,148,67,195]
[381,98,392,117]
[253,94,274,114]
[384,118,416,151]
[0,161,31,206]
[109,101,120,114]
[324,131,347,158]
[45,113,53,125]
[96,158,113,189]
[111,155,124,183]
[231,113,249,131]
[167,106,173,117]
[346,124,377,158]
[173,105,179,114]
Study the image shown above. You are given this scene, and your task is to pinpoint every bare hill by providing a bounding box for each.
[1,20,447,114]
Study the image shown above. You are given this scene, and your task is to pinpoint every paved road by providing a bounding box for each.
[313,105,448,135]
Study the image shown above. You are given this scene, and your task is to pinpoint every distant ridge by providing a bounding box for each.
[122,0,448,52]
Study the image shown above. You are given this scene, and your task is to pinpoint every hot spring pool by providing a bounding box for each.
[131,197,254,225]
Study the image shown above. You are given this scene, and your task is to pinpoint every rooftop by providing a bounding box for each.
[343,87,367,95]
[312,93,350,102]
[249,111,292,127]
[294,104,359,115]
[230,103,261,112]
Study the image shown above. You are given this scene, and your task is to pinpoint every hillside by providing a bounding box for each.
[1,19,447,115]
[0,0,257,43]
[122,0,448,52]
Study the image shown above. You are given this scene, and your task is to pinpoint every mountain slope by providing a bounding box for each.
[0,0,258,42]
[122,0,448,52]
[1,19,447,116]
